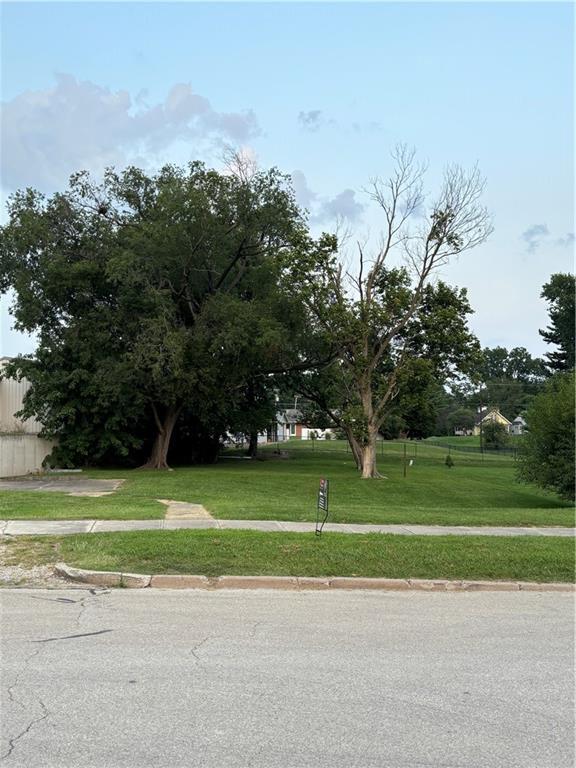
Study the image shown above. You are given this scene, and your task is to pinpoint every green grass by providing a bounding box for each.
[425,435,483,447]
[2,530,573,583]
[0,440,573,526]
[0,489,163,520]
[425,434,521,448]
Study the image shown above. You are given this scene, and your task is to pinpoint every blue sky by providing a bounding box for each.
[1,1,573,358]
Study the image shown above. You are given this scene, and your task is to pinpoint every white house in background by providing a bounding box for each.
[272,408,333,441]
[510,415,527,435]
[0,357,55,476]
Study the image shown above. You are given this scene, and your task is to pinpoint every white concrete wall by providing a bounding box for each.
[0,434,55,477]
[0,361,43,434]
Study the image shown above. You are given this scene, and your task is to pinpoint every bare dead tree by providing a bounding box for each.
[221,145,259,182]
[308,145,493,478]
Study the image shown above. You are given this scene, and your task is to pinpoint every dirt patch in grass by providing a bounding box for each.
[0,537,72,588]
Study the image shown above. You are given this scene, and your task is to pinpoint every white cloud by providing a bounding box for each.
[520,224,574,254]
[316,188,364,223]
[1,74,260,191]
[291,170,364,224]
[520,224,549,253]
[291,170,317,209]
[555,232,575,248]
[297,110,324,132]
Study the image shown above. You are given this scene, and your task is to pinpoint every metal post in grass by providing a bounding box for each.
[403,443,407,478]
[479,392,485,463]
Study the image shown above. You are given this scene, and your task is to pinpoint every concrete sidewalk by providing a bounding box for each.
[0,518,574,537]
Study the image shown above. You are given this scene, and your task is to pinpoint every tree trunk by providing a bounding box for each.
[345,427,364,471]
[360,427,378,479]
[247,430,259,458]
[140,405,181,470]
[358,383,379,478]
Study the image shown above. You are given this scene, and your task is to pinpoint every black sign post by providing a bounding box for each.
[316,478,329,535]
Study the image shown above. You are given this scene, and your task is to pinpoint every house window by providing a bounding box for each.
[289,423,295,436]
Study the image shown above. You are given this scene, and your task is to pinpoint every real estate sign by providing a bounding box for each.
[316,478,329,535]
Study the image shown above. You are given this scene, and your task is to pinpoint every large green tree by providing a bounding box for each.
[445,407,476,434]
[293,280,481,461]
[0,162,313,468]
[480,346,546,383]
[289,147,492,477]
[517,371,575,501]
[539,273,575,372]
[463,345,548,422]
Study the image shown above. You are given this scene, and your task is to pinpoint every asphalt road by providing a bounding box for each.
[1,589,574,768]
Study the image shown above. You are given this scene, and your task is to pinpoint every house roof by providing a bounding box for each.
[512,415,527,424]
[474,408,512,426]
[280,408,303,424]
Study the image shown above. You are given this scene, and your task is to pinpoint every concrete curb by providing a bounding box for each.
[55,563,150,589]
[54,564,574,592]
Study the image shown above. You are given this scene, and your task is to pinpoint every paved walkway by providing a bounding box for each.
[0,519,574,537]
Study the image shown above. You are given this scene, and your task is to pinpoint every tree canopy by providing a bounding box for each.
[517,371,575,501]
[288,146,492,477]
[0,149,494,477]
[0,162,316,467]
[539,273,575,372]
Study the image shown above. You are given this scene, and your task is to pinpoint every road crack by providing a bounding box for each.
[32,629,113,643]
[2,645,50,762]
[189,636,210,664]
[249,621,264,639]
[1,696,50,762]
[71,587,111,630]
[2,589,111,762]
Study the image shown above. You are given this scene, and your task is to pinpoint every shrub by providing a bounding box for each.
[518,372,575,501]
[482,421,509,450]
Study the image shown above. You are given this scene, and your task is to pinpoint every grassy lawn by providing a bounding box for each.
[0,489,163,520]
[426,435,481,447]
[1,530,573,583]
[425,435,483,447]
[424,435,521,449]
[0,440,573,526]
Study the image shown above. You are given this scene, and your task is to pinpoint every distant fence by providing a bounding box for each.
[227,435,518,458]
[422,440,517,457]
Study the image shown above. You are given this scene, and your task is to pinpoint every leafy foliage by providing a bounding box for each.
[480,345,547,383]
[539,273,575,372]
[482,421,509,450]
[446,407,476,433]
[0,162,315,467]
[518,372,575,501]
[288,146,492,477]
[475,346,547,420]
